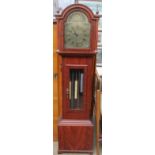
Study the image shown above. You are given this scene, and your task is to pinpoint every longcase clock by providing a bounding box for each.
[55,4,100,154]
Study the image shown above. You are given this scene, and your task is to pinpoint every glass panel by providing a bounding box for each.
[64,11,91,48]
[69,69,84,109]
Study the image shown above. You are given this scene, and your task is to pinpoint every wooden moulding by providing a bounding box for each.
[56,49,97,56]
[58,150,93,154]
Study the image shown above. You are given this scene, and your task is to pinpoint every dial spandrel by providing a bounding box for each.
[64,11,91,48]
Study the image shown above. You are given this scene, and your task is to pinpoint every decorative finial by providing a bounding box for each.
[56,7,62,15]
[75,0,78,4]
[56,10,60,14]
[96,5,99,15]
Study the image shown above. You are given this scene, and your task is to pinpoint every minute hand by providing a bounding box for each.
[74,32,78,37]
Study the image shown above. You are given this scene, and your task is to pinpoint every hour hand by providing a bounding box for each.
[74,32,78,37]
[71,27,78,37]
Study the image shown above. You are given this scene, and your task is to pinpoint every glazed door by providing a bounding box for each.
[62,64,89,119]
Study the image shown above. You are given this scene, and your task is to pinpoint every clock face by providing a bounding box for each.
[64,11,91,49]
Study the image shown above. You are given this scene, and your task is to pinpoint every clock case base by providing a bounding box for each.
[58,119,94,154]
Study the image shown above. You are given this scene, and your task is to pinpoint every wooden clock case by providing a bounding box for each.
[55,4,99,154]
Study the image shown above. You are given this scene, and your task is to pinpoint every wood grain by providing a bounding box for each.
[53,21,59,141]
[58,119,93,153]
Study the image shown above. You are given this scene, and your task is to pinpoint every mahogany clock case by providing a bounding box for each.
[56,4,100,154]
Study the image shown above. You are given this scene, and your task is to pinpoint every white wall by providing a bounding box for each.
[103,0,155,155]
[0,0,53,155]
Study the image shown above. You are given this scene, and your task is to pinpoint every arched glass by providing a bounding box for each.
[64,11,91,48]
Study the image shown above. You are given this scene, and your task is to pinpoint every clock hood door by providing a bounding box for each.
[64,11,91,49]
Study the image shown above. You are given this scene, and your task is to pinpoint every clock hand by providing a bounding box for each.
[71,27,78,37]
[72,30,78,37]
[71,27,76,35]
[74,32,78,37]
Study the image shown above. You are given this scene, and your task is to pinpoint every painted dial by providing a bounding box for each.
[64,11,91,48]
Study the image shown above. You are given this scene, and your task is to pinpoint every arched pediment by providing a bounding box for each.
[55,4,99,21]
